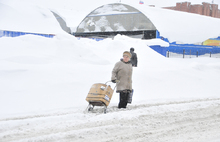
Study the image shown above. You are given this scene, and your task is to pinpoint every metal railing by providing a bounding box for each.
[167,49,220,58]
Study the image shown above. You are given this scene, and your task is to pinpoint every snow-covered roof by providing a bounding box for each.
[77,3,220,44]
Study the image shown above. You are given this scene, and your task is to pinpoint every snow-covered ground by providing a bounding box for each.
[1,33,220,142]
[1,0,220,141]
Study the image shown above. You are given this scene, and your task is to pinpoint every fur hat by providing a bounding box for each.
[123,51,132,58]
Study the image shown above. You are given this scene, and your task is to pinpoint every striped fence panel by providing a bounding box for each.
[0,30,55,38]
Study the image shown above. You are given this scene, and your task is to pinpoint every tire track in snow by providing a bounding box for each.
[0,98,220,142]
[1,98,219,122]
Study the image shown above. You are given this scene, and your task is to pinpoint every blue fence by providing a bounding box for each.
[152,31,220,57]
[0,30,54,38]
[149,44,220,57]
[168,43,220,55]
[149,45,167,56]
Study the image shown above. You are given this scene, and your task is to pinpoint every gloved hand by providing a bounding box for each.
[111,80,116,83]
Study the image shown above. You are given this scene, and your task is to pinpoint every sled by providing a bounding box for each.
[86,81,118,113]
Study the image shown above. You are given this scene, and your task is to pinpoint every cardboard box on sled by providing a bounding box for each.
[86,83,114,106]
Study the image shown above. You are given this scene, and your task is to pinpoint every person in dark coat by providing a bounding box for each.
[130,47,138,67]
[111,51,133,109]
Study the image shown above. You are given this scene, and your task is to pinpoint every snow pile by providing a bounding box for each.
[0,33,220,116]
[134,3,220,43]
[0,0,63,34]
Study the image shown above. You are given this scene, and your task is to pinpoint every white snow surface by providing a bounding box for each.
[0,0,64,34]
[1,0,220,142]
[133,3,220,43]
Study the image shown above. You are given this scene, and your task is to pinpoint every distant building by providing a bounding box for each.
[163,2,220,18]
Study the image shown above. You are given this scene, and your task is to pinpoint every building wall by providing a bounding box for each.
[202,2,210,16]
[163,2,220,19]
[211,4,218,17]
[218,10,220,18]
[190,4,203,15]
[179,2,191,12]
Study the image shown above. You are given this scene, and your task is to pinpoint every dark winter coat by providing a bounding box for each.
[111,59,133,93]
[130,51,138,67]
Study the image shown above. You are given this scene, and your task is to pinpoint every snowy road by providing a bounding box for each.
[1,98,220,142]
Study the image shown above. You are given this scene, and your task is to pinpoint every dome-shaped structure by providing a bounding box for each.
[75,3,220,44]
[75,3,157,39]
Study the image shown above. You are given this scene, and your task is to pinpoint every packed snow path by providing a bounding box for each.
[1,98,220,142]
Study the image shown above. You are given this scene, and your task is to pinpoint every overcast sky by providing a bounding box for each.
[143,0,220,7]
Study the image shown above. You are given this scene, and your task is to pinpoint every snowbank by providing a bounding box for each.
[0,0,64,34]
[0,34,220,116]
